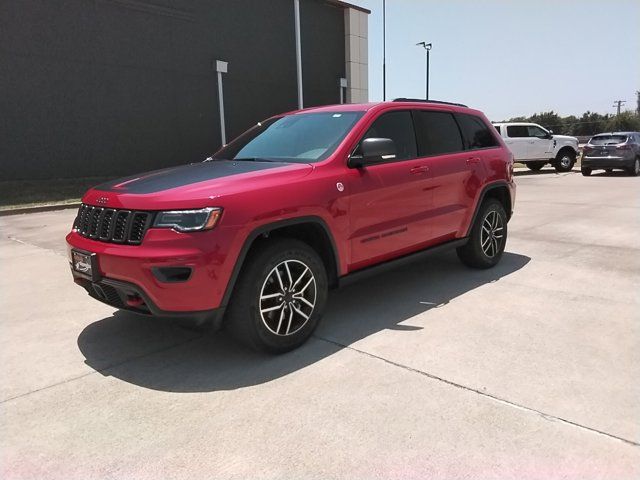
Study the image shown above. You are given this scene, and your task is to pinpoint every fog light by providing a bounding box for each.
[152,267,193,283]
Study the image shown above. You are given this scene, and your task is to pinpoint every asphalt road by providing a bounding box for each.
[1,168,639,479]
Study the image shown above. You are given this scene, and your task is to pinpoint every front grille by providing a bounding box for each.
[74,204,153,245]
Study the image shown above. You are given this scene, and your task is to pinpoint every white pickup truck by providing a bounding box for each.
[493,122,579,172]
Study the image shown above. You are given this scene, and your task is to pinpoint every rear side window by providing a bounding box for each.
[413,110,464,156]
[456,114,499,149]
[362,111,417,160]
[506,125,529,138]
[494,125,502,135]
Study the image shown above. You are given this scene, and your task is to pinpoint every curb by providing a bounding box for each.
[0,202,81,217]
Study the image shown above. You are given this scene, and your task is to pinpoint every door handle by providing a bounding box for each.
[466,157,481,165]
[410,165,429,174]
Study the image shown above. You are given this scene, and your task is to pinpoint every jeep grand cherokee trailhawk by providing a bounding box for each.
[67,99,516,353]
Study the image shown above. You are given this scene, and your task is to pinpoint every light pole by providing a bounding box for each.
[382,0,386,100]
[215,60,228,145]
[293,0,303,109]
[339,77,348,104]
[416,41,432,100]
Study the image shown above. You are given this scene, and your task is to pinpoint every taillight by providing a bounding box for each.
[583,146,594,154]
[616,144,631,150]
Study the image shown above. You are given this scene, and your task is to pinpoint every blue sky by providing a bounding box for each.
[354,0,640,121]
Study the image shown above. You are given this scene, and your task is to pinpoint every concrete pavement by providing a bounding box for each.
[1,169,639,479]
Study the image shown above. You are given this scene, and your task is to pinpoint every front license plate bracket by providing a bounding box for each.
[71,249,100,282]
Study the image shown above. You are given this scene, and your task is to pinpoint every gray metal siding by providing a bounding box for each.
[0,0,345,180]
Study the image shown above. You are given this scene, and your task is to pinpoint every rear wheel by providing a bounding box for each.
[627,158,640,176]
[457,198,507,269]
[225,238,328,353]
[527,161,545,171]
[581,167,592,176]
[554,150,576,172]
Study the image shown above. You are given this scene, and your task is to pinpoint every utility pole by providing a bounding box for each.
[613,99,626,115]
[636,91,639,116]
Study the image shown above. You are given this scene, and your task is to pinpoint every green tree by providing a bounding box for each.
[561,115,578,135]
[504,116,527,122]
[573,111,611,136]
[499,109,639,136]
[528,111,565,134]
[604,111,640,132]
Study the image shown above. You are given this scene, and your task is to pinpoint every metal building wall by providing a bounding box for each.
[0,0,345,181]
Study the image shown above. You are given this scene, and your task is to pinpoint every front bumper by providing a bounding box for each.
[582,156,634,169]
[66,225,241,315]
[73,276,223,326]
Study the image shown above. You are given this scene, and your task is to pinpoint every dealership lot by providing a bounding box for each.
[1,170,639,479]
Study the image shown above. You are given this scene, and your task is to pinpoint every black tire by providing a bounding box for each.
[581,167,592,176]
[554,150,576,172]
[527,161,545,171]
[225,238,328,353]
[627,158,640,177]
[456,198,507,269]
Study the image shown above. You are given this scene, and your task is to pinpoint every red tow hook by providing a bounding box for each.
[126,295,144,307]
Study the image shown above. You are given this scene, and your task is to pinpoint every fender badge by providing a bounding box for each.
[336,182,345,192]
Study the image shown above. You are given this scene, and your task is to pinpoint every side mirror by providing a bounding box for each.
[349,138,396,168]
[546,130,554,138]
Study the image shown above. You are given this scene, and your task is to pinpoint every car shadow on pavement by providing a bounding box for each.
[77,251,530,393]
[513,169,576,177]
[590,170,633,177]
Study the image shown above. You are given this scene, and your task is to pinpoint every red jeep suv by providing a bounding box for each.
[67,99,515,352]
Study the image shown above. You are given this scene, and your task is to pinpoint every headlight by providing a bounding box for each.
[153,207,222,232]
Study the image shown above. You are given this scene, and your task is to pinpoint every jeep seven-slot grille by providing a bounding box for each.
[74,204,153,245]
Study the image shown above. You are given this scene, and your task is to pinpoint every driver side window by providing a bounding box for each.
[359,111,417,161]
[528,126,548,138]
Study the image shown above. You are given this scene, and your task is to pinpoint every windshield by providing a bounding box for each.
[590,135,627,145]
[213,111,363,163]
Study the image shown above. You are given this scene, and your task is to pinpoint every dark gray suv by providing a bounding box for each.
[581,132,640,176]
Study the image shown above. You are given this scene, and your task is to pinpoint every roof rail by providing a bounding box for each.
[392,98,468,108]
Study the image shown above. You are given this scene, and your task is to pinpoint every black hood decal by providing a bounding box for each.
[94,160,288,194]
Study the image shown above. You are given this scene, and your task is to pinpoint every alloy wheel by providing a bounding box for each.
[259,259,316,336]
[480,210,504,258]
[560,156,571,169]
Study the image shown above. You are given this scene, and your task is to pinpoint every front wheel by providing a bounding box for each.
[554,150,576,172]
[627,158,640,177]
[225,238,328,353]
[457,199,507,269]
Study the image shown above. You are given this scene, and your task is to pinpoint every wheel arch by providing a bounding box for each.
[556,145,577,159]
[466,182,512,236]
[221,217,340,308]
